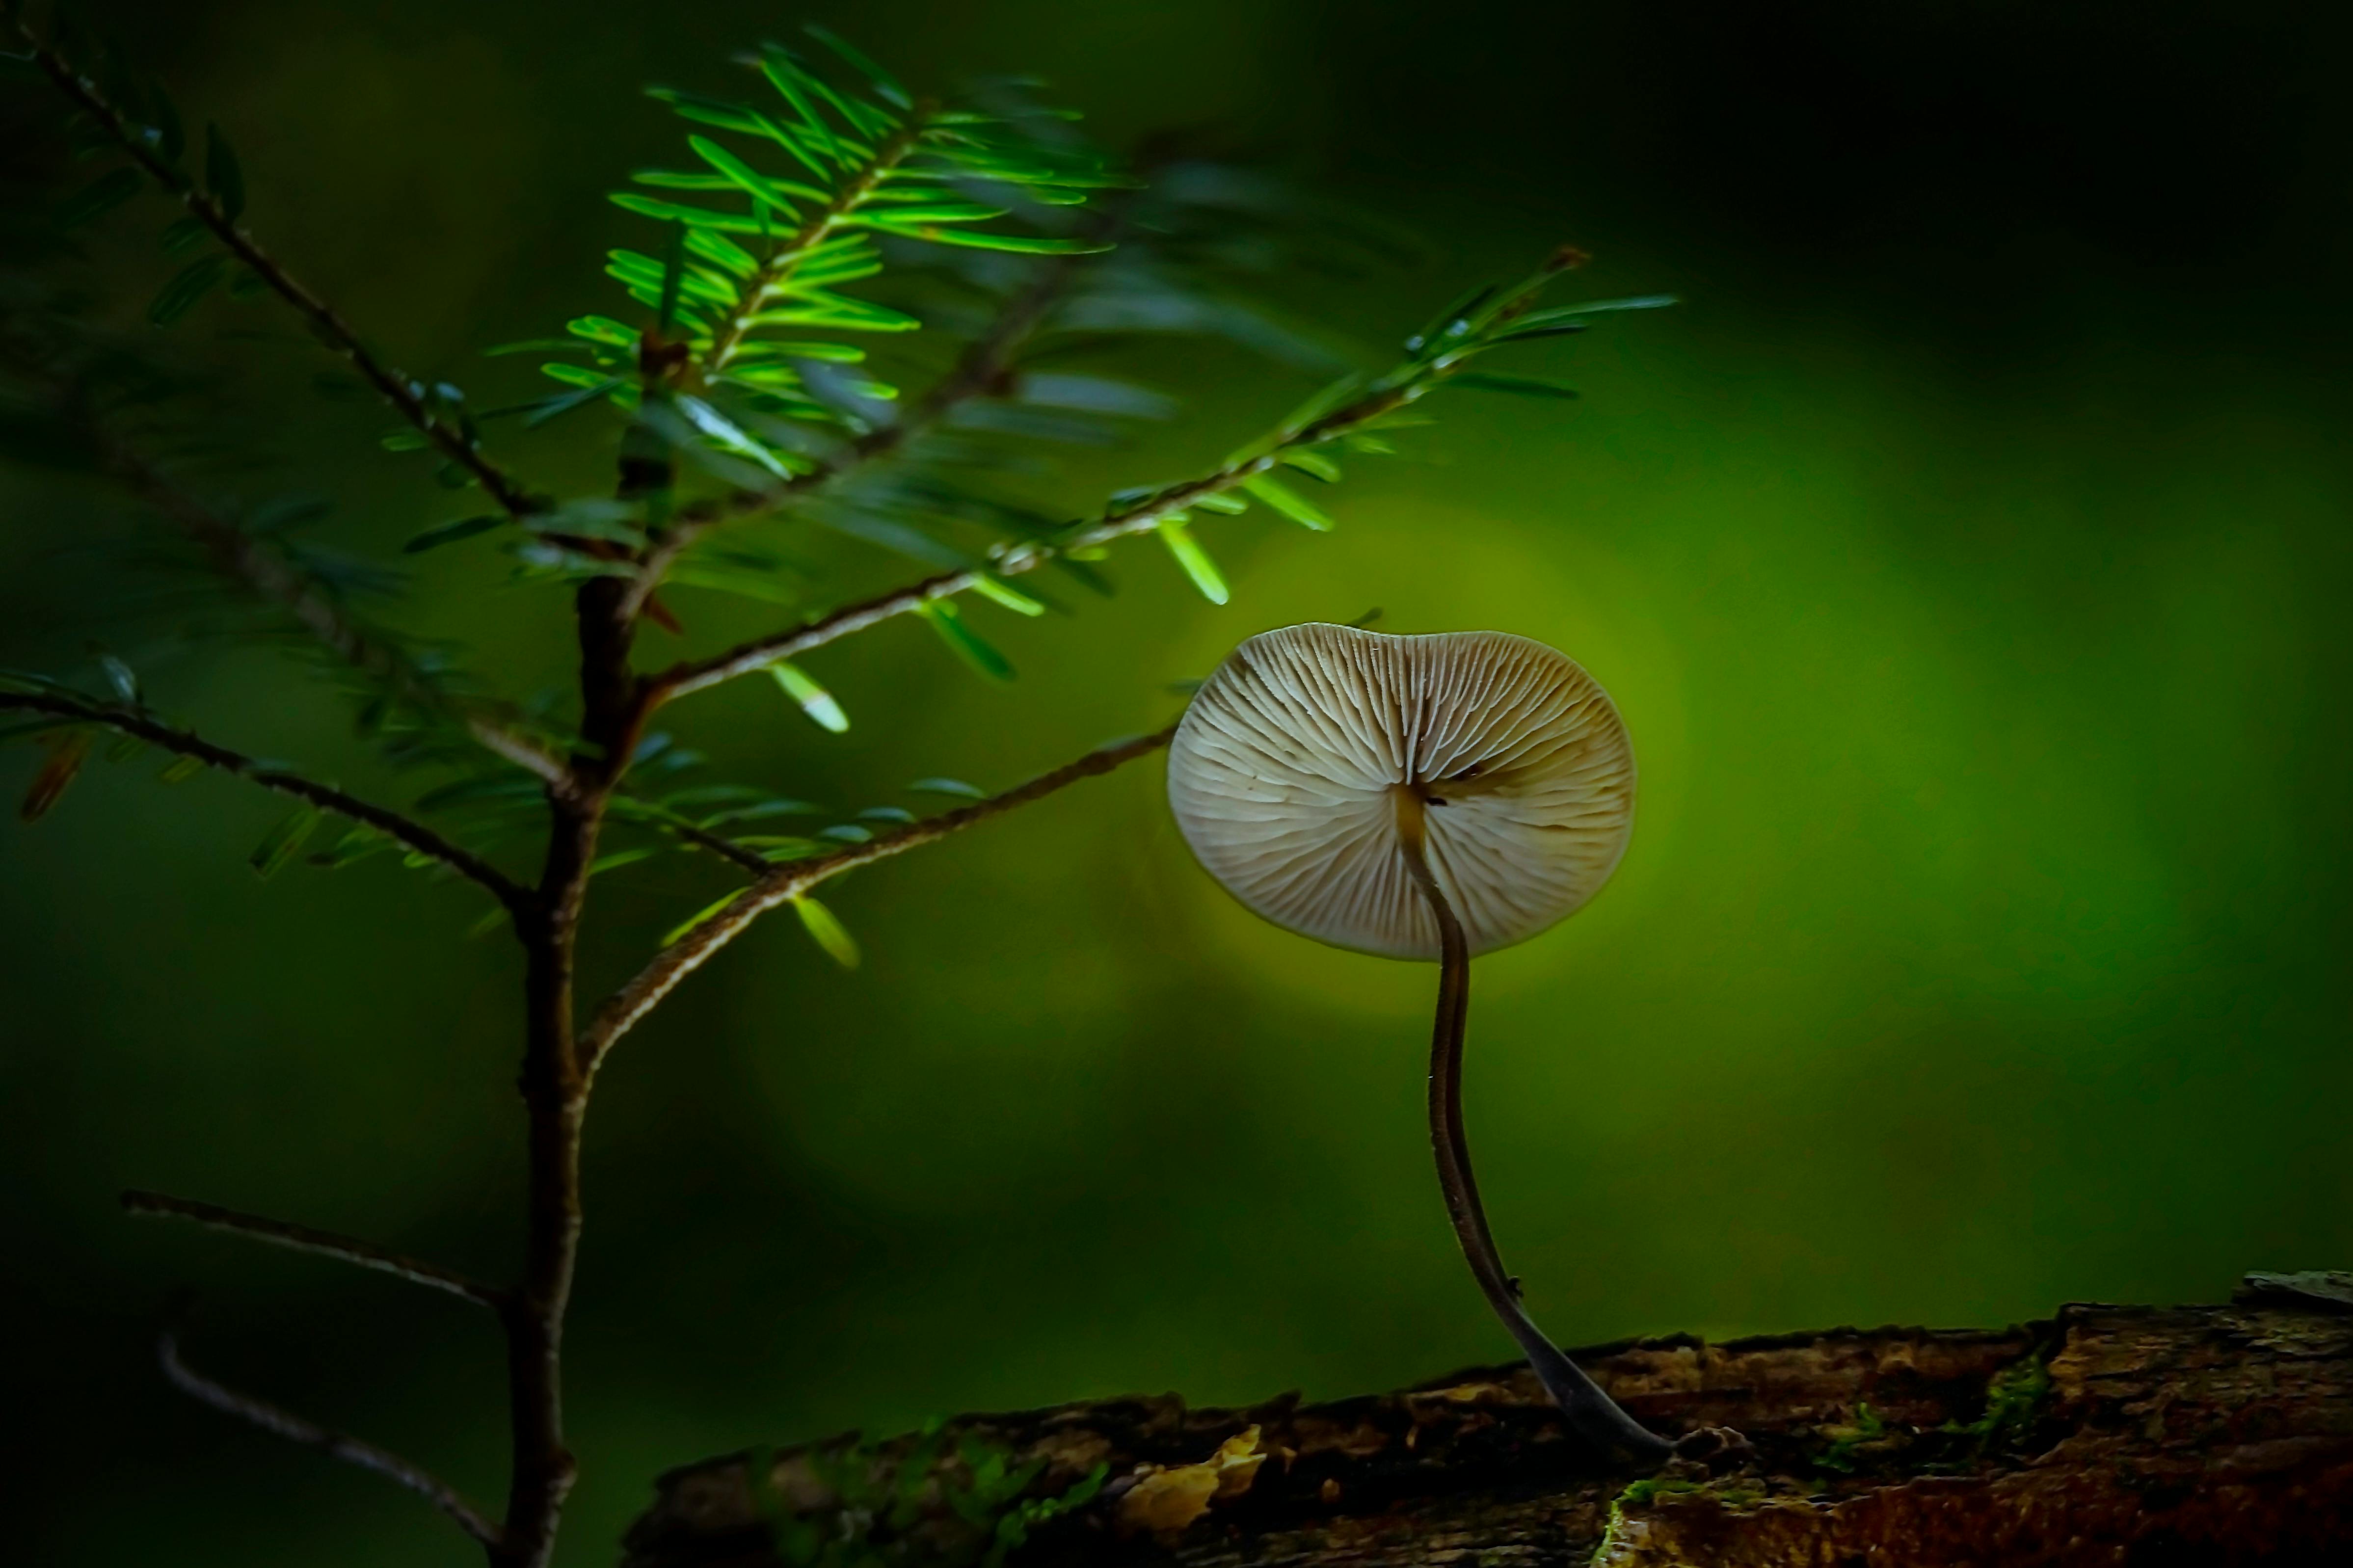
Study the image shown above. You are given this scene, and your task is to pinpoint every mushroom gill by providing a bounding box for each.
[1167,623,1635,959]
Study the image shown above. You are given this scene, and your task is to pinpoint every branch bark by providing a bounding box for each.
[645,381,1418,707]
[0,319,568,783]
[123,1189,507,1310]
[492,573,647,1567]
[620,1286,2353,1568]
[577,722,1177,1077]
[645,469,1279,705]
[160,1321,504,1549]
[102,414,566,784]
[0,690,530,909]
[12,20,545,521]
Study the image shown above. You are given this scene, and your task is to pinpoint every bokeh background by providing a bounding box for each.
[5,0,2351,1563]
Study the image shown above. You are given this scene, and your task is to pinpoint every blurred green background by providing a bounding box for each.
[4,0,2350,1564]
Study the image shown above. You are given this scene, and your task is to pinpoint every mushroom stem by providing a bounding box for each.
[1393,788,1673,1463]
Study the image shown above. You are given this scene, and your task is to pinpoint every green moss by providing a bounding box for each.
[1939,1351,2053,1456]
[1813,1400,1889,1474]
[1612,1476,1705,1510]
[747,1425,1109,1568]
[1592,1476,1760,1563]
[1592,1480,1670,1562]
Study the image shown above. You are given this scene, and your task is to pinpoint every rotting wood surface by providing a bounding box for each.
[621,1281,2353,1568]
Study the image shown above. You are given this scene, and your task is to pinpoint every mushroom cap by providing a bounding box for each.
[1167,622,1635,960]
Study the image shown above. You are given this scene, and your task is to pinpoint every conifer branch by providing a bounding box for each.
[10,17,544,520]
[642,461,1277,704]
[696,116,929,378]
[643,377,1409,706]
[0,317,566,784]
[0,691,531,910]
[86,398,567,786]
[579,722,1177,1076]
[643,242,1613,706]
[158,1319,505,1549]
[123,1189,508,1309]
[621,239,1096,621]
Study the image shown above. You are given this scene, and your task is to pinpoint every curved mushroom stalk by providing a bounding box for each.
[1170,622,1673,1462]
[1394,785,1671,1462]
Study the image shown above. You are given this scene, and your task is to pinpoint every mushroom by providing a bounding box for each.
[1167,621,1670,1461]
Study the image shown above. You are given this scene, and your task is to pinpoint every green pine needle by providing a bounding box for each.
[793,895,861,968]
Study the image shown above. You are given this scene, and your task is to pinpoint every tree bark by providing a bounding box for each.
[620,1276,2353,1568]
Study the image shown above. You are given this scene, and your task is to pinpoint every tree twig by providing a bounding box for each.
[628,806,774,877]
[13,20,543,520]
[647,462,1282,704]
[639,242,1615,708]
[123,1189,508,1310]
[93,399,567,786]
[644,373,1417,705]
[0,691,531,911]
[0,304,567,784]
[578,722,1177,1077]
[158,1318,505,1549]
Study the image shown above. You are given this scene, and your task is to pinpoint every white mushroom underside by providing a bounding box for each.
[1168,623,1636,960]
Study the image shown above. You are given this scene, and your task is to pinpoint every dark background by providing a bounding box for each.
[4,1,2350,1564]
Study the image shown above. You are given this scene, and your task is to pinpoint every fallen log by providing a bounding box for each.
[621,1275,2353,1568]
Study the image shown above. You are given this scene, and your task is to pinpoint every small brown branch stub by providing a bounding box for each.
[123,1189,508,1310]
[0,691,530,910]
[579,723,1178,1075]
[160,1322,504,1549]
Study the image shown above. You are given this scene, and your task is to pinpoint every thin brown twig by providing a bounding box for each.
[0,691,531,910]
[648,461,1280,704]
[643,373,1419,706]
[158,1320,505,1549]
[123,1189,508,1310]
[635,808,774,877]
[638,241,1604,709]
[897,249,1095,435]
[578,722,1177,1077]
[97,406,567,786]
[14,22,543,520]
[0,305,567,784]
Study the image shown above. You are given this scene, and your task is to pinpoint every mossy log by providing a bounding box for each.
[622,1278,2353,1568]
